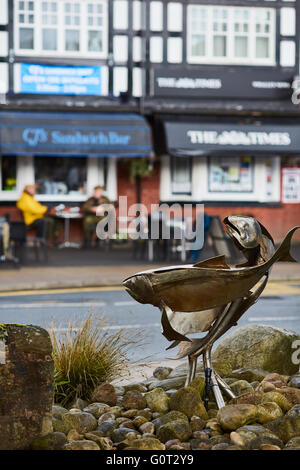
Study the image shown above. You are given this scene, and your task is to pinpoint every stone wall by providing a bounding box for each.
[0,324,54,450]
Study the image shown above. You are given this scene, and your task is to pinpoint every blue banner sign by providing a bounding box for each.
[0,111,153,157]
[20,63,102,95]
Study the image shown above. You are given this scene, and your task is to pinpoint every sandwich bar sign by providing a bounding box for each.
[0,111,153,157]
[164,122,300,156]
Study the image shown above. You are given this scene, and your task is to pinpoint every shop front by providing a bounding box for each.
[0,110,153,239]
[156,118,300,242]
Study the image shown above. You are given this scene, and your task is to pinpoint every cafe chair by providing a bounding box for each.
[16,212,49,264]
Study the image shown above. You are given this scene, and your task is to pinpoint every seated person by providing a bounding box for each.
[16,184,61,245]
[81,185,111,248]
[0,216,16,261]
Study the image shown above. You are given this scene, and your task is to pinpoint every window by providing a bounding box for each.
[15,0,108,57]
[1,156,17,192]
[208,156,254,193]
[171,156,192,195]
[17,0,35,50]
[187,5,275,65]
[34,156,87,196]
[41,2,58,51]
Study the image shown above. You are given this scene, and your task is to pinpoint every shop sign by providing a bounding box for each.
[282,168,300,203]
[164,122,300,155]
[153,68,293,100]
[19,63,102,95]
[21,128,131,148]
[0,111,152,156]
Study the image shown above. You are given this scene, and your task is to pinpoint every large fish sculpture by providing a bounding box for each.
[123,216,299,408]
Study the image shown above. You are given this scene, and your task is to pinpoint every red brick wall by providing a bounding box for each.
[117,160,160,211]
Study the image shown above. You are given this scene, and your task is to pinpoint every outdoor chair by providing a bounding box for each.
[14,212,48,264]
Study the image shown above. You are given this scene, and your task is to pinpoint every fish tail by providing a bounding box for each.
[276,226,300,263]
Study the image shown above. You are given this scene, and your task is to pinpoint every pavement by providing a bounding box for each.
[0,241,299,292]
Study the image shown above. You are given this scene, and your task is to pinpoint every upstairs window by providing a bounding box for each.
[187,5,275,66]
[15,0,108,57]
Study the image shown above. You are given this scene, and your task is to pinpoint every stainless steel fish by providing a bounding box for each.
[123,217,299,408]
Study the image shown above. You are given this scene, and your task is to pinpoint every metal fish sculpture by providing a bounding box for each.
[123,217,299,409]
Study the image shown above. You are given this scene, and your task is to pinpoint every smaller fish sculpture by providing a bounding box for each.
[123,216,299,409]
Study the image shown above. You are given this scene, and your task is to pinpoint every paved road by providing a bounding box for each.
[0,281,299,362]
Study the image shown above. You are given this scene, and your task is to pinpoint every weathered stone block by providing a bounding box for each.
[0,324,54,450]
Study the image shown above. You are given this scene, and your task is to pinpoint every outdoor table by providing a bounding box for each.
[55,210,83,249]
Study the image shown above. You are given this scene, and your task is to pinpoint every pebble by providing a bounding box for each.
[46,363,300,452]
[260,444,281,450]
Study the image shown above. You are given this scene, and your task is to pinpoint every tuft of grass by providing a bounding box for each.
[50,314,143,407]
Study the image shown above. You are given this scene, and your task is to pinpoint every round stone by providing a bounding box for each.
[91,383,117,407]
[157,420,192,443]
[122,391,147,410]
[217,404,258,431]
[169,386,208,419]
[83,403,110,419]
[145,387,170,413]
[62,411,97,434]
[64,440,99,450]
[256,402,283,424]
[153,367,173,381]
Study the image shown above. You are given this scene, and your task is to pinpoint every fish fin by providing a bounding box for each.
[176,338,205,359]
[193,255,230,269]
[166,340,180,350]
[278,253,298,262]
[161,308,192,343]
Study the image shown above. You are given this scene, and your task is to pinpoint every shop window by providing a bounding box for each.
[15,0,108,57]
[1,156,17,192]
[187,5,275,65]
[171,156,192,195]
[34,156,87,196]
[208,156,254,193]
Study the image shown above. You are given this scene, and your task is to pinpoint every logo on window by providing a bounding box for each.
[22,128,48,147]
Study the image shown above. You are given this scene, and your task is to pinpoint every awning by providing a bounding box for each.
[0,111,153,157]
[163,121,300,157]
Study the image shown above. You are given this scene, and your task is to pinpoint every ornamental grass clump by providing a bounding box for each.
[50,314,142,406]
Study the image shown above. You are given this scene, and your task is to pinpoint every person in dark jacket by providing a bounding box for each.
[81,185,111,247]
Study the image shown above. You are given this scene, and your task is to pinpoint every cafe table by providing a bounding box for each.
[54,209,83,249]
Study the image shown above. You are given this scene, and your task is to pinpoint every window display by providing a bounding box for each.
[1,156,17,191]
[34,156,87,196]
[209,156,253,192]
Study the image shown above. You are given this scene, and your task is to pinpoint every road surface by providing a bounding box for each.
[0,281,299,362]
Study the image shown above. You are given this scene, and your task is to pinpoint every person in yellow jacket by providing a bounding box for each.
[17,184,60,243]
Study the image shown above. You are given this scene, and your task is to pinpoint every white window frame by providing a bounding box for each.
[160,155,280,203]
[187,5,276,66]
[0,155,117,202]
[14,0,108,59]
